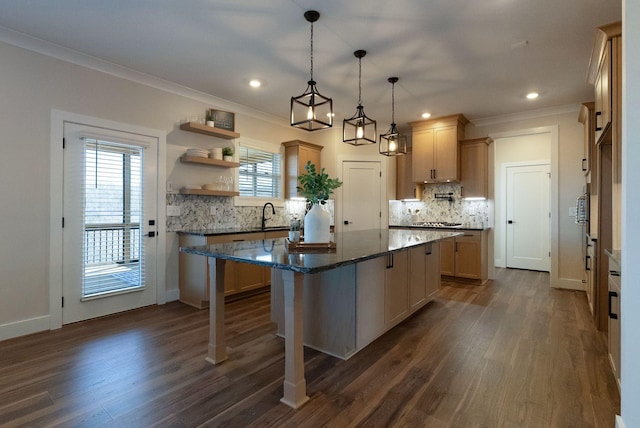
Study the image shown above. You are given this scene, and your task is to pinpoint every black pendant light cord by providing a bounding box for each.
[358,56,362,106]
[391,79,395,124]
[309,19,314,82]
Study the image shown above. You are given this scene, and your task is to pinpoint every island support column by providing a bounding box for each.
[280,270,310,409]
[206,257,227,364]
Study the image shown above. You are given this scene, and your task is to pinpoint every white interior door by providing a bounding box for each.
[341,161,382,231]
[506,163,550,271]
[62,123,158,324]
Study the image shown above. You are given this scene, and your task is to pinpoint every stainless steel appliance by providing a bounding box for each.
[412,221,463,229]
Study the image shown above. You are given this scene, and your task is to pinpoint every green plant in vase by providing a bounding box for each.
[222,146,234,161]
[297,161,342,243]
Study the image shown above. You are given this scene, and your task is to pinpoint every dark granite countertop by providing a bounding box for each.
[180,228,462,274]
[178,226,290,236]
[389,224,490,231]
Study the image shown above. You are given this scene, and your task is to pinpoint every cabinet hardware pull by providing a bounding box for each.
[585,255,591,271]
[582,158,587,171]
[610,270,621,277]
[386,253,394,269]
[608,291,619,319]
[425,243,432,255]
[455,242,458,252]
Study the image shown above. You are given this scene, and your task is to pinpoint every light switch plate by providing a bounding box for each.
[166,205,181,216]
[210,206,216,215]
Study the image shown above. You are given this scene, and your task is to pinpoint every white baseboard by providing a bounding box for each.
[615,415,625,428]
[165,288,180,302]
[551,277,585,291]
[0,315,50,342]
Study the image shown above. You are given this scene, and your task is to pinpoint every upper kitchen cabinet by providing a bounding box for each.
[578,102,596,179]
[587,21,622,250]
[409,114,468,183]
[460,137,492,199]
[395,148,423,200]
[282,140,323,199]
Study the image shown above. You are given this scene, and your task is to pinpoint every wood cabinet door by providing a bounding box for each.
[425,242,441,299]
[412,128,434,182]
[409,246,427,311]
[385,251,409,327]
[283,140,322,199]
[595,41,611,142]
[460,139,489,199]
[440,237,455,276]
[455,236,481,279]
[396,150,422,200]
[608,272,621,389]
[433,125,457,181]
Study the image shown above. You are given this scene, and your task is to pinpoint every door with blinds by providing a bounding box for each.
[62,123,158,324]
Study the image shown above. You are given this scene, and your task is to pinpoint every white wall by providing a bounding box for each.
[467,110,585,288]
[0,40,311,339]
[621,1,639,427]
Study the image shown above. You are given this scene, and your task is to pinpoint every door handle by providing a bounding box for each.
[595,111,602,131]
[147,231,156,238]
[507,220,515,224]
[608,291,619,319]
[344,220,350,225]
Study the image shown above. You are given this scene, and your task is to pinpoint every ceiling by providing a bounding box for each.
[0,0,622,128]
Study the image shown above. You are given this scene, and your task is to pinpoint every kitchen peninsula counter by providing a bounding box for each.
[180,228,459,409]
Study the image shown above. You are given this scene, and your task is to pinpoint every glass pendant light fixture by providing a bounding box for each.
[343,50,377,145]
[379,77,407,156]
[290,10,333,131]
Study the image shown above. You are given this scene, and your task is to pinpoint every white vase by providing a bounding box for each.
[304,204,330,243]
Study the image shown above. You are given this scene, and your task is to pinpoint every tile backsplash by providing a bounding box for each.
[389,182,489,228]
[166,193,334,232]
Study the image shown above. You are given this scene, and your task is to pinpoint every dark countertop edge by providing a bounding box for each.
[389,225,490,231]
[177,227,290,236]
[180,232,461,274]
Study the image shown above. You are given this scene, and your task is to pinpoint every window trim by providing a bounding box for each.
[234,138,285,207]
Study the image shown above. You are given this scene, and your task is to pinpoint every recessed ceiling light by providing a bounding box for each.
[421,112,432,119]
[249,80,261,88]
[526,92,539,100]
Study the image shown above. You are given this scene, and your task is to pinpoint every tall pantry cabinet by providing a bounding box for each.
[585,20,622,391]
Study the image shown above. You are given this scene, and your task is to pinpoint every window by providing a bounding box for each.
[82,139,145,297]
[238,145,282,199]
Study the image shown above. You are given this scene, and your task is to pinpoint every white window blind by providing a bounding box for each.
[82,139,145,298]
[238,146,282,198]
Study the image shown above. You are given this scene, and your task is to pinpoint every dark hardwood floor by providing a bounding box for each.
[0,268,619,427]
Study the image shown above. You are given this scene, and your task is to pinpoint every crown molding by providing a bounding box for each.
[0,25,291,129]
[471,104,582,127]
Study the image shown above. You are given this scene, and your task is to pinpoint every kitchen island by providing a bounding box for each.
[180,228,461,409]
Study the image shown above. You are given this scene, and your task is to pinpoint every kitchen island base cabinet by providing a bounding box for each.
[271,242,441,360]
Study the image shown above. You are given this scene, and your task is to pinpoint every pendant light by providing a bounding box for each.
[379,77,407,156]
[290,10,333,131]
[343,50,377,145]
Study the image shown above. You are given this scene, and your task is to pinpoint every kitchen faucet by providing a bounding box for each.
[261,202,275,231]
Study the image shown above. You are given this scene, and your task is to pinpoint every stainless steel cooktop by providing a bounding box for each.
[412,222,463,228]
